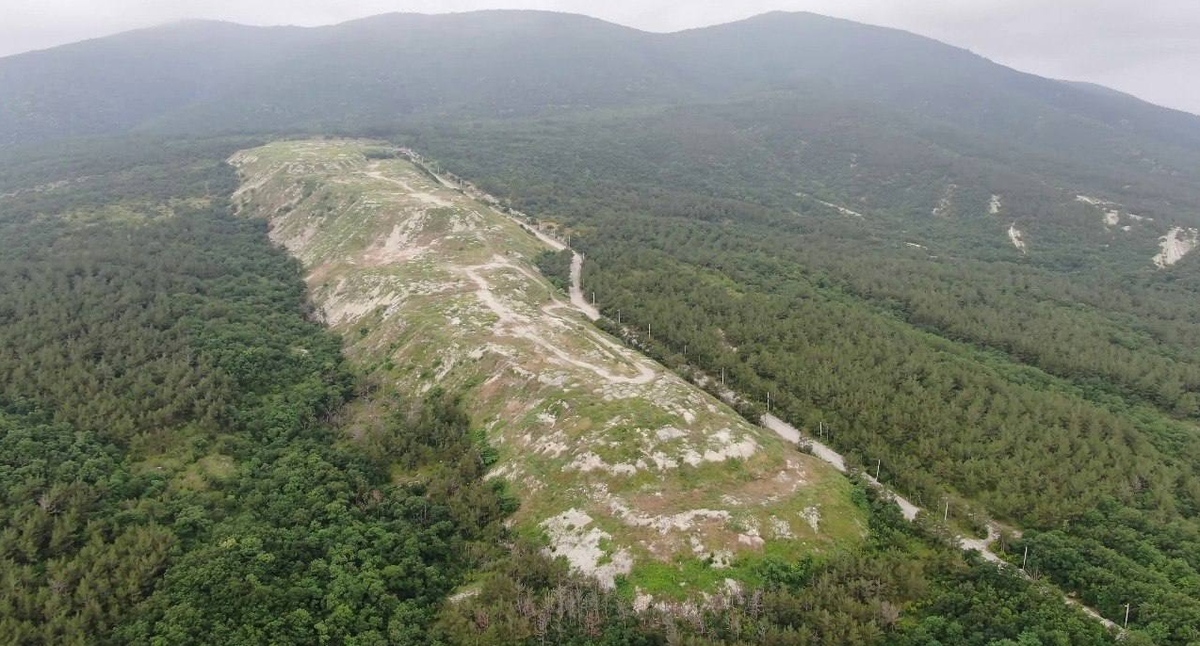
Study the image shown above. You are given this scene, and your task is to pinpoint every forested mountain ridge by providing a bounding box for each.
[10,9,1200,262]
[401,99,1200,643]
[0,134,1133,645]
[0,138,522,642]
[4,9,1200,159]
[5,7,1200,643]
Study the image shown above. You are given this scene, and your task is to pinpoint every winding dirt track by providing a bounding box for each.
[463,258,655,386]
[569,253,601,321]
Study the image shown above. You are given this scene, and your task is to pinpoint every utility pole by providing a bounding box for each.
[943,499,949,523]
[617,310,621,325]
[591,292,596,306]
[766,391,771,412]
[721,367,726,387]
[1021,545,1029,571]
[647,323,651,340]
[875,459,881,481]
[1124,604,1131,630]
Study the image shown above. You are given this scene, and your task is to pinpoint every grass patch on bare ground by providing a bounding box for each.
[230,139,865,598]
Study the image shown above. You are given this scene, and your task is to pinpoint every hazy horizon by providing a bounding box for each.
[4,1,1199,116]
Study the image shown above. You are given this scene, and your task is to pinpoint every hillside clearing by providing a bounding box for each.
[229,139,863,598]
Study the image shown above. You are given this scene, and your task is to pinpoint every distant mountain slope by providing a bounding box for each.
[0,21,308,143]
[7,11,1200,641]
[3,9,1200,162]
[0,11,696,145]
[667,11,1200,147]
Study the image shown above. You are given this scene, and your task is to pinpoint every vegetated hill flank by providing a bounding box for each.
[0,11,684,145]
[11,9,1200,252]
[3,9,1200,160]
[229,139,864,599]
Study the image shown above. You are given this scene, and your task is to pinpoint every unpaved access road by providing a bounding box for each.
[569,252,601,321]
[761,413,1117,630]
[409,150,1121,632]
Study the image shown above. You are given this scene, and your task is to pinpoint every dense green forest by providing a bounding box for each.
[7,9,1200,643]
[438,481,1122,645]
[403,110,1200,643]
[0,135,1151,644]
[0,143,517,643]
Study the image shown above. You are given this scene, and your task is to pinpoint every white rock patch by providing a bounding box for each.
[566,452,638,476]
[989,194,1002,215]
[703,429,758,462]
[606,497,732,535]
[932,184,957,217]
[737,532,765,548]
[769,515,794,539]
[1153,227,1200,268]
[646,451,679,470]
[542,509,633,589]
[798,192,865,218]
[1075,195,1113,207]
[1008,223,1028,254]
[802,506,822,533]
[656,426,688,442]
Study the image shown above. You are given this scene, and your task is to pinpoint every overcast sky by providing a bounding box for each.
[3,0,1198,114]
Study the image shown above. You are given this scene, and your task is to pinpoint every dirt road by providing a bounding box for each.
[760,413,1118,631]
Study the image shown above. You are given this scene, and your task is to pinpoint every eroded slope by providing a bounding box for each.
[229,140,862,597]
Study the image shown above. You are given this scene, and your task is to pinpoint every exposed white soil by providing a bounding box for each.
[461,259,656,386]
[1008,223,1028,254]
[230,140,844,602]
[542,509,634,589]
[442,173,601,321]
[688,429,757,464]
[959,523,1001,564]
[1,177,88,201]
[1153,227,1199,268]
[607,498,731,535]
[797,192,864,218]
[1075,194,1145,232]
[932,184,957,217]
[656,426,687,442]
[989,194,1002,215]
[447,588,480,604]
[366,170,454,207]
[236,141,1124,631]
[1074,194,1111,207]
